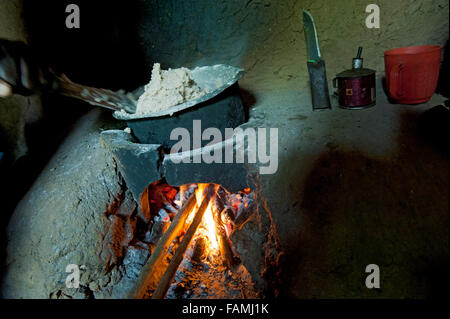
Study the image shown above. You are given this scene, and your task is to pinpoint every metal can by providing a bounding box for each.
[333,49,376,109]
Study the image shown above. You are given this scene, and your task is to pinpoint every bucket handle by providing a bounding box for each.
[389,64,403,100]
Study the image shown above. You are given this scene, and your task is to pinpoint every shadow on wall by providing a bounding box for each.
[1,2,141,257]
[280,109,449,298]
[0,0,149,229]
[23,0,251,87]
[23,0,148,90]
[0,1,151,216]
[134,0,249,70]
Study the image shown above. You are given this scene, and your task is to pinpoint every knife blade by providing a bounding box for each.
[53,74,137,114]
[302,9,331,111]
[303,10,322,61]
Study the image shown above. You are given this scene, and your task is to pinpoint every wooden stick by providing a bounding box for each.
[128,192,197,299]
[152,185,214,299]
[218,232,235,268]
[216,207,235,268]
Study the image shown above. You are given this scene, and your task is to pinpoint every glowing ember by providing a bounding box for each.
[141,180,254,269]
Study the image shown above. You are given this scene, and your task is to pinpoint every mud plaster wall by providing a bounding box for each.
[136,0,449,92]
[0,0,42,162]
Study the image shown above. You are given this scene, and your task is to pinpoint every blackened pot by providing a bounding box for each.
[124,83,245,150]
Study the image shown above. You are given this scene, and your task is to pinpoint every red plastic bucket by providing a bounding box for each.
[384,45,441,104]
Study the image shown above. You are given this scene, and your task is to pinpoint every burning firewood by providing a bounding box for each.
[212,186,229,214]
[191,237,206,263]
[215,207,236,268]
[232,193,256,230]
[153,188,179,218]
[220,206,236,224]
[145,209,171,245]
[140,180,181,221]
[178,184,197,205]
[152,184,215,299]
[130,181,255,299]
[128,191,198,299]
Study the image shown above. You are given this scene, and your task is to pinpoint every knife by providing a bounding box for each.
[302,9,331,111]
[52,74,137,114]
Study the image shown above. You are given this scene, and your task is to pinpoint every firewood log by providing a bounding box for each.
[151,184,215,299]
[127,192,197,299]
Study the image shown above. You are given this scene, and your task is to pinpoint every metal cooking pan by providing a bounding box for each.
[113,64,244,120]
[113,64,246,149]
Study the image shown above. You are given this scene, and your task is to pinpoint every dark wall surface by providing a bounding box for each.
[22,0,449,95]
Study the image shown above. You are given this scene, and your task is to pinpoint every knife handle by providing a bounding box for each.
[307,60,331,111]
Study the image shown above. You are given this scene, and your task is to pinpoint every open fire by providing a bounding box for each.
[130,180,256,299]
[185,184,221,254]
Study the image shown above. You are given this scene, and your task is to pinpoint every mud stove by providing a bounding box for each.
[99,84,282,299]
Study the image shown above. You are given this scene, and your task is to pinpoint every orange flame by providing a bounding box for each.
[202,200,219,251]
[186,184,219,253]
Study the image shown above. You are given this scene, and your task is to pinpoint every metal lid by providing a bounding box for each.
[336,68,376,78]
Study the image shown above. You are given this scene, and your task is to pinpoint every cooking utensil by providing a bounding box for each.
[118,83,245,148]
[53,74,137,113]
[333,47,376,109]
[302,9,331,111]
[113,64,244,120]
[112,64,246,149]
